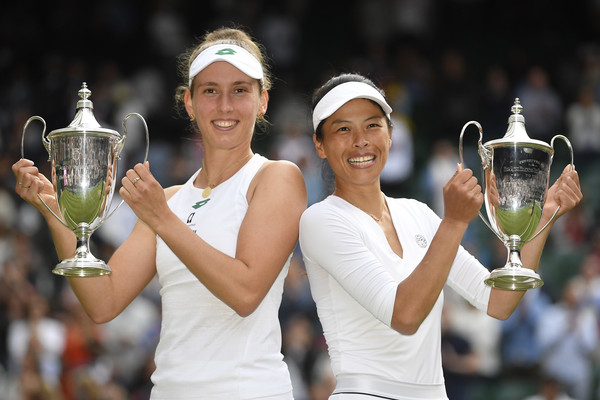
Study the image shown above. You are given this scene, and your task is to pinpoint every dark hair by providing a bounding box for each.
[174,27,272,129]
[311,73,391,141]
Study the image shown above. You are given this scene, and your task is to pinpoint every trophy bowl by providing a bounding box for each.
[459,98,573,290]
[21,83,149,277]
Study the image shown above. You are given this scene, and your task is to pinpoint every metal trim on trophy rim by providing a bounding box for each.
[47,126,121,138]
[483,138,553,151]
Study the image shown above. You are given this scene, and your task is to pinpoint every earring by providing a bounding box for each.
[190,114,195,121]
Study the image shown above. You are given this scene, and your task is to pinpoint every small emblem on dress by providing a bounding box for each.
[415,234,427,248]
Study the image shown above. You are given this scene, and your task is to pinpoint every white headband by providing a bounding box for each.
[189,44,264,87]
[312,81,392,131]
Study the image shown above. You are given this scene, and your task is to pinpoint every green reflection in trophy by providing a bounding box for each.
[459,99,573,290]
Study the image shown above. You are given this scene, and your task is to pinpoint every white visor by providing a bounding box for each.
[312,81,392,131]
[189,44,264,86]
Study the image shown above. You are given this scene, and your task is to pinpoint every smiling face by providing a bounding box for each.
[314,98,392,192]
[184,61,268,152]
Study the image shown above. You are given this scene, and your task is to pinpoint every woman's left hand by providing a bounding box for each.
[543,165,583,220]
[120,162,168,230]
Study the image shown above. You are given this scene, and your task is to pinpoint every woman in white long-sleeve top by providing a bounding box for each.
[299,72,582,400]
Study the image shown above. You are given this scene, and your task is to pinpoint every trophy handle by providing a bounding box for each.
[21,116,48,159]
[21,116,70,228]
[103,112,150,221]
[550,134,575,169]
[459,120,504,241]
[528,134,575,241]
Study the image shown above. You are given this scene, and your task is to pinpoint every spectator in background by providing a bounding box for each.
[281,312,322,400]
[440,303,479,400]
[421,139,459,217]
[500,289,550,376]
[548,202,591,254]
[575,252,600,312]
[523,376,575,400]
[279,252,317,327]
[7,293,65,398]
[445,294,502,382]
[482,65,514,138]
[0,188,18,272]
[565,84,600,167]
[536,278,598,400]
[516,66,562,143]
[436,48,479,141]
[380,113,414,198]
[379,80,415,198]
[271,97,325,205]
[58,287,106,400]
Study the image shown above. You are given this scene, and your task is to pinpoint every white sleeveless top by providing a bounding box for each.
[151,154,293,399]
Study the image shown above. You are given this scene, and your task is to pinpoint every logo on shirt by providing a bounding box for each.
[186,200,210,229]
[415,234,428,248]
[192,199,210,209]
[187,213,195,224]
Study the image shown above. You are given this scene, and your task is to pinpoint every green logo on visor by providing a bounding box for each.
[215,48,236,56]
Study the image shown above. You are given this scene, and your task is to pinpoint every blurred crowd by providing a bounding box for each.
[1,0,600,399]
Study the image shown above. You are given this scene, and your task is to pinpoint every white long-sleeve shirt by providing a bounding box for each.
[299,195,491,399]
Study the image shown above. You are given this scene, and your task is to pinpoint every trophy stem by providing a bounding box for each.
[484,240,544,290]
[52,226,112,277]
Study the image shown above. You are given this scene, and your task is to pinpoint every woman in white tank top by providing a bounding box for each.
[13,27,306,399]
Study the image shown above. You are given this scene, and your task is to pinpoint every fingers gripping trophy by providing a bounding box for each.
[21,83,149,277]
[459,98,573,290]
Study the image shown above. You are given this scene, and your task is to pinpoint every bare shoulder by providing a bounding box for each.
[258,159,303,179]
[164,185,184,201]
[248,160,306,203]
[254,160,305,189]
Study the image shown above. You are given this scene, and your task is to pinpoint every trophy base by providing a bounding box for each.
[484,266,543,291]
[52,257,112,277]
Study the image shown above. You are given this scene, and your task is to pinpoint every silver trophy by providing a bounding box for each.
[459,98,573,290]
[21,82,149,277]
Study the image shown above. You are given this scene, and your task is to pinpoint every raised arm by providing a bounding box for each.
[391,165,483,334]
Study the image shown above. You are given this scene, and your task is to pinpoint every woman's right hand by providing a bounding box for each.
[12,158,58,216]
[442,163,483,227]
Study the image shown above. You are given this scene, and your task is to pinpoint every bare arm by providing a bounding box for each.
[487,165,583,320]
[122,160,307,317]
[67,182,185,322]
[391,165,483,334]
[65,219,159,323]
